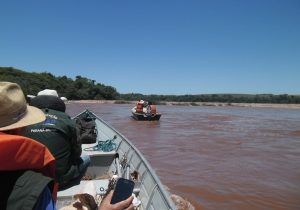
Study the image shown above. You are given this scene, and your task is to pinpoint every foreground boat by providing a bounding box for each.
[57,109,176,209]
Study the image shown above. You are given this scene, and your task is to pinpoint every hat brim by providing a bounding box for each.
[0,105,45,131]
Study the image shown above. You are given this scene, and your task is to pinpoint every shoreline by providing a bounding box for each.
[68,100,300,109]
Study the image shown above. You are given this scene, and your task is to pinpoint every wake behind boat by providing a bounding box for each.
[131,100,162,121]
[57,109,175,209]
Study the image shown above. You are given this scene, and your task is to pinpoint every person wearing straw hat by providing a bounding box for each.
[0,83,133,210]
[21,89,90,190]
[0,82,57,210]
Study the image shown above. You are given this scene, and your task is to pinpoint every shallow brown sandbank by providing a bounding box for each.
[68,100,300,109]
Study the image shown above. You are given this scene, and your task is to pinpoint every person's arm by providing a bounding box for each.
[70,119,82,161]
[98,191,134,210]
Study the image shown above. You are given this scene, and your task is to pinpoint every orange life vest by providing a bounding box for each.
[150,105,157,114]
[136,102,143,113]
[0,132,58,201]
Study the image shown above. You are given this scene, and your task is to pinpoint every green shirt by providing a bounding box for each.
[22,108,82,186]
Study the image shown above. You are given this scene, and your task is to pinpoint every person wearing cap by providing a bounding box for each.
[0,82,57,210]
[20,89,90,190]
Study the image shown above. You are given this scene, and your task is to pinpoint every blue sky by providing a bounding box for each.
[0,0,299,95]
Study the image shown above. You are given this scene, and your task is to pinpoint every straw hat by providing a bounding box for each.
[0,82,45,131]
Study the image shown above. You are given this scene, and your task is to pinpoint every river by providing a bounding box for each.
[67,103,300,210]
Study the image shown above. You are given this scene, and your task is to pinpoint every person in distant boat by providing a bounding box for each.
[21,89,91,190]
[0,82,57,210]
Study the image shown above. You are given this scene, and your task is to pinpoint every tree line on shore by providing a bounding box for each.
[0,67,119,100]
[1,67,299,104]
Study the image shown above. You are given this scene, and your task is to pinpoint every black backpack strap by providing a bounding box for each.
[1,170,53,210]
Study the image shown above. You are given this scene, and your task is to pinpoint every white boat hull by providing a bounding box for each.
[57,110,176,210]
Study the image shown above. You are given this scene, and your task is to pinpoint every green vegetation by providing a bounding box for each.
[0,67,119,100]
[1,67,299,104]
[121,93,300,104]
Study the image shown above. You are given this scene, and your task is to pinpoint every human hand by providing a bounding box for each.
[98,190,134,210]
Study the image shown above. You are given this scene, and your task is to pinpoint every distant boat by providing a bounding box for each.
[131,100,162,121]
[57,109,174,209]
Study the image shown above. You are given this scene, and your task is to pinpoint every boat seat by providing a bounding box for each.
[81,124,117,157]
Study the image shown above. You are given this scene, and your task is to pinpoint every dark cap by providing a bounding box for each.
[30,95,66,112]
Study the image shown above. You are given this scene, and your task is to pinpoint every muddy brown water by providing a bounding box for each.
[67,103,300,210]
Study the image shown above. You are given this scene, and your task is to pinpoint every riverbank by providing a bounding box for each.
[68,100,300,109]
